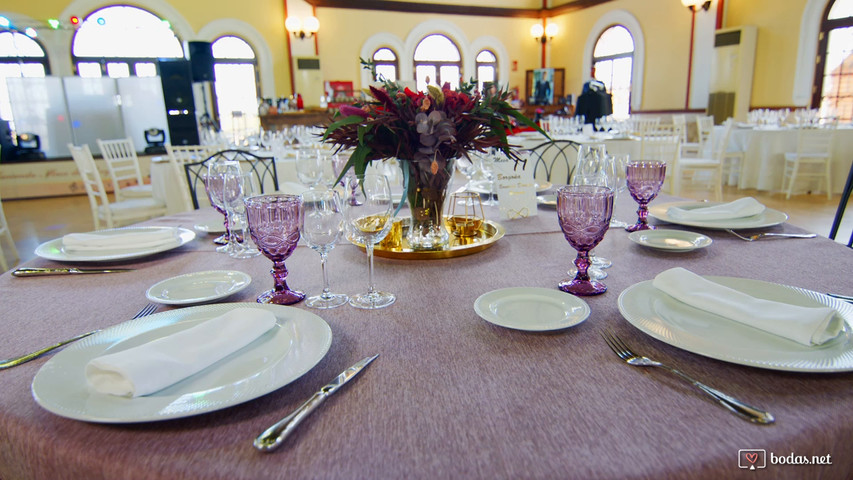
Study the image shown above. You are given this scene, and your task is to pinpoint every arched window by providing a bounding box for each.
[372,47,398,82]
[413,34,461,91]
[212,35,259,136]
[0,31,49,130]
[813,0,853,122]
[71,5,183,78]
[475,49,497,93]
[592,25,633,120]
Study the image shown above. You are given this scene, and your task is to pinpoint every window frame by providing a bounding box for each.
[591,24,635,119]
[811,0,853,121]
[413,33,462,88]
[372,47,399,82]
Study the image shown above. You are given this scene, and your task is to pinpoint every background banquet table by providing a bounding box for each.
[1,193,851,479]
[721,125,853,193]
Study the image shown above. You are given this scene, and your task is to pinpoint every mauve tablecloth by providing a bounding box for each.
[1,194,851,480]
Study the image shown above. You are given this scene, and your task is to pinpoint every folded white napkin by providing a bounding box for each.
[653,267,843,346]
[666,197,766,221]
[85,308,277,397]
[63,228,180,252]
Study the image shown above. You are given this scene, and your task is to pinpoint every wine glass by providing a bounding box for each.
[245,194,305,305]
[205,158,241,253]
[344,174,395,309]
[300,189,348,309]
[557,185,614,296]
[625,161,667,232]
[224,170,261,259]
[296,149,325,189]
[456,155,477,191]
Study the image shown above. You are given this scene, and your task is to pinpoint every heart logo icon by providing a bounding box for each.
[745,452,759,464]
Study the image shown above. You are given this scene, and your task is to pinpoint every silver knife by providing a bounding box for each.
[253,354,379,452]
[12,267,135,277]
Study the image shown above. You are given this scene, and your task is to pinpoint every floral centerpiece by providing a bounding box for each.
[323,71,545,250]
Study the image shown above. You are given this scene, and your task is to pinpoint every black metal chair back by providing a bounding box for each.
[829,160,853,248]
[183,149,280,210]
[523,140,581,185]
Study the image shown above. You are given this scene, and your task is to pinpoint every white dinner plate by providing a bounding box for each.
[145,270,252,305]
[537,194,557,208]
[35,227,196,263]
[649,201,788,229]
[474,287,590,331]
[627,229,712,252]
[193,219,226,234]
[31,303,333,423]
[618,276,853,372]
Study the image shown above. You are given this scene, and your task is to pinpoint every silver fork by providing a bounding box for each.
[0,303,159,370]
[601,331,775,424]
[726,229,816,242]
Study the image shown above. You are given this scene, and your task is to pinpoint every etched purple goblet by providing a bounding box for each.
[557,185,614,296]
[245,194,305,305]
[625,161,666,232]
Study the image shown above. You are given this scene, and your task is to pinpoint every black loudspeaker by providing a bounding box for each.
[166,113,200,146]
[188,41,215,82]
[159,59,195,110]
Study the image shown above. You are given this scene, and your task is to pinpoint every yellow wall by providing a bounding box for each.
[725,0,808,108]
[0,0,822,111]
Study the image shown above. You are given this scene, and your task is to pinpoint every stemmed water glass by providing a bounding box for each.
[625,161,667,232]
[456,155,477,191]
[245,194,305,305]
[296,149,325,189]
[205,158,241,253]
[557,185,614,296]
[606,153,630,228]
[300,189,348,309]
[224,170,261,259]
[344,174,395,309]
[475,152,498,206]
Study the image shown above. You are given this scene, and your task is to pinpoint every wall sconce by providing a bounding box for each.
[681,0,711,11]
[530,22,558,44]
[285,15,319,39]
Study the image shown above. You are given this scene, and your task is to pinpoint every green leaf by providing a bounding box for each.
[322,115,366,141]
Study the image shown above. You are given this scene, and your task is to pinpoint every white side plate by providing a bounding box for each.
[474,287,590,331]
[146,270,252,305]
[628,229,712,252]
[32,303,332,423]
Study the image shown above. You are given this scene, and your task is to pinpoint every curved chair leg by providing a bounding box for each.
[785,161,799,199]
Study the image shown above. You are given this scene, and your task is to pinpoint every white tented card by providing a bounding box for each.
[494,155,537,220]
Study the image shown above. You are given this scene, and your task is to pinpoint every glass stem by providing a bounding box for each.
[575,251,591,281]
[272,261,289,293]
[366,243,376,295]
[637,201,649,226]
[319,251,331,298]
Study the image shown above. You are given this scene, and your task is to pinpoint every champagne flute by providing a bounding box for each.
[206,158,241,253]
[245,194,305,305]
[300,190,348,309]
[224,170,261,259]
[345,174,395,309]
[557,185,614,296]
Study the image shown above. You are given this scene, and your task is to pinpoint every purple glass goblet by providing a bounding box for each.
[556,185,614,296]
[625,161,666,232]
[245,194,305,305]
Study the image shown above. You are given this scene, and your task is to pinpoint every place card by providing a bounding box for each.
[493,155,537,220]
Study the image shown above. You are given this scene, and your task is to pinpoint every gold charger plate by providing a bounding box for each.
[353,219,505,260]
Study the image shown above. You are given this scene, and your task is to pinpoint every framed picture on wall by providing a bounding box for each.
[525,68,565,105]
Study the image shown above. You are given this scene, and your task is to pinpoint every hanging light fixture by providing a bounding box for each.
[285,15,319,40]
[680,0,712,11]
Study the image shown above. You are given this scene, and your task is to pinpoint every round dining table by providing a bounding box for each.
[0,191,851,480]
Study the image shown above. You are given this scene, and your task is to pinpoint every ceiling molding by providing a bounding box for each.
[305,0,615,18]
